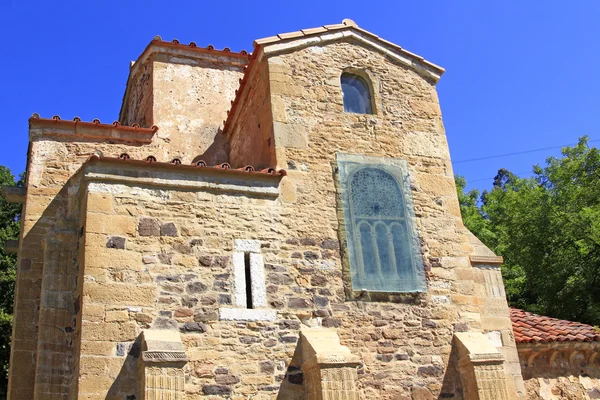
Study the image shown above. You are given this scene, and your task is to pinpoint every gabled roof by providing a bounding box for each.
[255,19,445,81]
[223,19,444,136]
[510,308,600,344]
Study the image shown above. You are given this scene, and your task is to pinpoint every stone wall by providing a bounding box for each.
[228,57,276,170]
[518,344,600,399]
[7,126,160,399]
[225,37,524,398]
[120,45,247,165]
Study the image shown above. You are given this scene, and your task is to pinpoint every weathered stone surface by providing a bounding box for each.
[138,217,160,236]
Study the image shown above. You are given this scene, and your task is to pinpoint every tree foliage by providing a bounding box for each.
[0,167,22,398]
[456,137,600,325]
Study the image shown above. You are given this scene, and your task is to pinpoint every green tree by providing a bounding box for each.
[456,137,600,325]
[0,167,22,398]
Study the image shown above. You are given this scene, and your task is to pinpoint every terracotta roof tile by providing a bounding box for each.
[87,154,286,178]
[510,308,600,344]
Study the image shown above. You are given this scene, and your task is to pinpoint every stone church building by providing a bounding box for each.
[4,19,600,399]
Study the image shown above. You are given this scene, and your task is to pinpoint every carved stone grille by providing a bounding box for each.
[337,153,426,293]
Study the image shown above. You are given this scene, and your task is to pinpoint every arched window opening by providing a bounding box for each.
[341,73,373,114]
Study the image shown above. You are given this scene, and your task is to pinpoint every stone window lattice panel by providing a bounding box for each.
[337,153,427,293]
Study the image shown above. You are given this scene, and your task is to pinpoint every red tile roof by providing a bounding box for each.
[30,114,158,133]
[87,154,286,177]
[510,308,600,344]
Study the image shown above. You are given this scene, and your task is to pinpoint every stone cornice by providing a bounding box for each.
[29,116,157,144]
[81,156,283,198]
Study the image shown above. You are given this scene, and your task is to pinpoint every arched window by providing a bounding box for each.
[341,73,373,114]
[337,154,427,293]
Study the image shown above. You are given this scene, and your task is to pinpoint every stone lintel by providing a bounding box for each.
[1,186,26,203]
[219,308,277,322]
[470,255,504,265]
[4,239,18,254]
[82,161,281,199]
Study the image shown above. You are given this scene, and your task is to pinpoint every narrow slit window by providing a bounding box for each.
[244,252,253,309]
[341,73,373,114]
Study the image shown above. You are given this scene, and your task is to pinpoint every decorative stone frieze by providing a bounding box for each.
[454,332,514,400]
[300,328,361,400]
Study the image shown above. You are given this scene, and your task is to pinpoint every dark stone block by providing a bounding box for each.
[453,322,469,332]
[291,252,302,259]
[153,318,178,330]
[214,367,229,374]
[194,309,218,323]
[259,361,274,374]
[320,239,339,250]
[190,238,203,247]
[376,354,394,362]
[280,335,297,343]
[215,374,240,385]
[266,285,278,294]
[158,310,172,317]
[180,322,207,333]
[286,238,299,245]
[264,338,277,347]
[203,385,231,396]
[395,353,409,360]
[138,217,160,236]
[318,288,332,296]
[213,280,228,292]
[265,263,286,272]
[288,298,312,309]
[422,319,437,328]
[278,320,301,330]
[270,300,285,309]
[212,256,230,268]
[303,251,319,260]
[218,294,231,305]
[310,275,327,286]
[314,309,330,318]
[373,320,388,327]
[322,318,342,328]
[299,237,317,246]
[106,236,126,249]
[181,295,198,308]
[199,256,212,267]
[187,281,208,293]
[417,364,444,377]
[314,295,329,308]
[268,273,294,285]
[160,222,178,237]
[240,336,261,344]
[156,275,181,283]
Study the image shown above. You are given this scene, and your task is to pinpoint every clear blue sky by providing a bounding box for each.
[2,1,599,192]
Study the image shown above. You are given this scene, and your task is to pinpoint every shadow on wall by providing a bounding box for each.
[107,336,142,399]
[277,340,304,400]
[440,344,463,399]
[192,128,230,167]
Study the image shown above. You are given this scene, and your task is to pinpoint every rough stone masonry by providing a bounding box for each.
[5,19,527,400]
